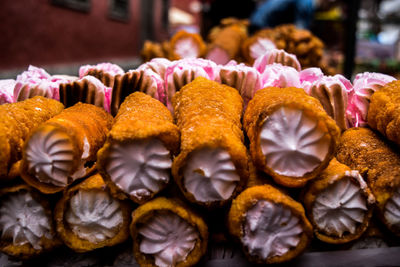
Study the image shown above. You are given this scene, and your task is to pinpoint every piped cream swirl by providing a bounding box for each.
[175,38,199,59]
[384,187,400,230]
[105,139,172,201]
[138,211,198,267]
[260,106,330,177]
[0,191,52,249]
[312,177,368,237]
[26,128,91,187]
[183,147,240,202]
[65,190,123,243]
[242,200,303,260]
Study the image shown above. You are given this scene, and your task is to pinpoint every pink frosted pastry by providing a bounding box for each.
[257,63,301,88]
[110,68,166,116]
[0,79,16,104]
[253,49,301,71]
[306,74,352,130]
[137,58,171,79]
[13,66,70,102]
[164,58,220,110]
[219,62,262,106]
[59,75,112,113]
[346,72,395,127]
[247,38,277,63]
[79,63,124,78]
[299,67,324,92]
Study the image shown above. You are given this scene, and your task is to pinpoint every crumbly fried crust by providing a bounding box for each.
[130,197,208,267]
[172,77,249,207]
[336,127,400,235]
[0,96,64,179]
[244,87,340,187]
[368,80,400,145]
[228,185,313,264]
[54,174,131,252]
[97,92,180,203]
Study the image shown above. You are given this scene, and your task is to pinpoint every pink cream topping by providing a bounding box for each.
[0,79,16,104]
[346,72,395,127]
[253,49,301,72]
[258,63,301,88]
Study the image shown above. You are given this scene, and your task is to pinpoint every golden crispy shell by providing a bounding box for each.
[172,77,249,207]
[368,80,400,146]
[244,87,340,187]
[97,92,180,203]
[207,24,247,61]
[302,158,375,244]
[168,30,207,60]
[336,127,400,235]
[228,185,313,264]
[0,96,64,179]
[0,184,61,259]
[54,173,131,252]
[140,40,166,63]
[130,197,208,267]
[20,103,113,194]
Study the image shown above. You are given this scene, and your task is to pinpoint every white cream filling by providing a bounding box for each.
[183,147,240,203]
[242,200,303,260]
[0,191,52,250]
[312,176,368,237]
[65,190,123,243]
[250,38,277,61]
[138,211,198,267]
[260,107,330,177]
[384,187,400,230]
[206,47,230,65]
[105,139,171,201]
[175,38,199,59]
[26,129,91,187]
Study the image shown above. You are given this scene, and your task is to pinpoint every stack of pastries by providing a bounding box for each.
[1,45,399,266]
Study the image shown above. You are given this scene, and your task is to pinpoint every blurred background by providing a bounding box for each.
[1,0,400,79]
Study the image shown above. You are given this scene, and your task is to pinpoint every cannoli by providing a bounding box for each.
[20,103,113,194]
[0,184,60,259]
[0,96,64,179]
[206,24,247,65]
[228,185,313,264]
[13,65,72,102]
[367,80,400,145]
[97,92,180,204]
[302,158,375,244]
[242,29,278,65]
[253,48,301,71]
[164,58,220,110]
[305,74,352,131]
[168,30,207,61]
[172,77,249,207]
[0,79,15,104]
[59,75,112,113]
[346,72,395,127]
[257,63,301,88]
[79,62,125,88]
[336,127,400,236]
[218,61,262,106]
[244,87,340,187]
[54,173,131,252]
[130,197,208,267]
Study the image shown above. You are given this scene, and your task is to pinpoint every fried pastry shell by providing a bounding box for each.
[228,185,313,264]
[302,158,375,244]
[54,173,131,252]
[20,103,113,194]
[0,184,60,259]
[244,86,340,188]
[97,92,180,204]
[130,197,208,267]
